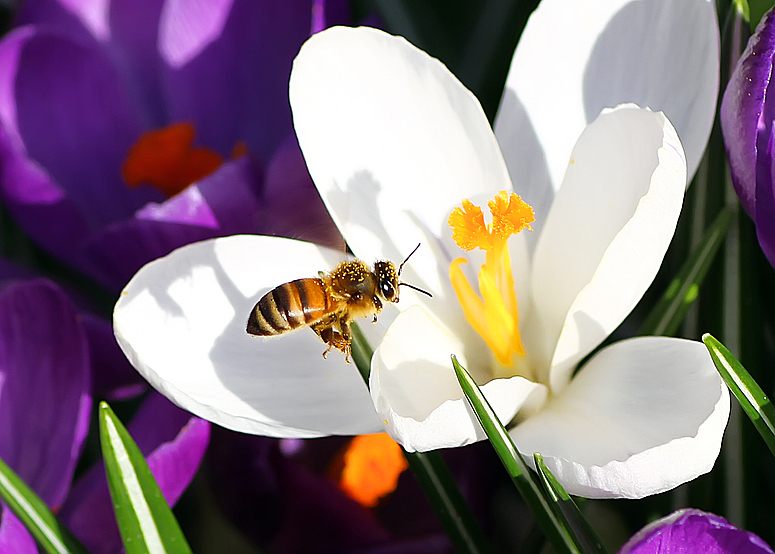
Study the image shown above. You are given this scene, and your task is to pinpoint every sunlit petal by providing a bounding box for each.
[114,235,383,437]
[510,337,729,498]
[372,306,545,452]
[290,26,512,304]
[529,106,685,390]
[496,0,717,218]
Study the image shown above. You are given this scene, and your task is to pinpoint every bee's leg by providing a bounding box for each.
[372,296,383,323]
[339,317,353,363]
[311,318,349,361]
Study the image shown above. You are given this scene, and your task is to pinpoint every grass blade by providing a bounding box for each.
[99,401,192,554]
[0,456,88,554]
[451,355,582,554]
[640,207,732,336]
[533,454,607,554]
[702,334,775,457]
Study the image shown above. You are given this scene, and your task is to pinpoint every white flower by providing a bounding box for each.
[114,0,726,499]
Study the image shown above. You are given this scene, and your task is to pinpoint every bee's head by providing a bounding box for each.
[373,261,400,303]
[374,244,433,304]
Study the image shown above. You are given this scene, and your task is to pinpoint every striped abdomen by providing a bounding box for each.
[247,278,333,336]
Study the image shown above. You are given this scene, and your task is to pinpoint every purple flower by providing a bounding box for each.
[0,0,345,292]
[0,279,209,552]
[721,7,775,267]
[620,508,773,554]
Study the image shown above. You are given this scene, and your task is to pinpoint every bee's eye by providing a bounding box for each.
[381,281,396,300]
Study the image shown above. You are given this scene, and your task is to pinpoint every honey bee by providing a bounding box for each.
[246,244,431,361]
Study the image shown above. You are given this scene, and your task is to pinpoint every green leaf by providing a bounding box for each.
[735,0,750,23]
[451,355,583,554]
[350,325,492,554]
[749,0,775,30]
[534,455,607,554]
[640,208,732,337]
[702,334,775,457]
[0,456,88,554]
[99,401,192,554]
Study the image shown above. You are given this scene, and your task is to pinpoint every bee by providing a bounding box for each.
[246,244,431,362]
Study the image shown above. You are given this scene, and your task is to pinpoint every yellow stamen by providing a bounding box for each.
[448,192,534,367]
[335,434,408,508]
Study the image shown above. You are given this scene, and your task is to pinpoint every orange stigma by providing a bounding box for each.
[448,191,534,367]
[122,122,224,197]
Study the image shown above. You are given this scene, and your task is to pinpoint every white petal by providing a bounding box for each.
[113,235,383,437]
[289,26,513,300]
[529,106,685,391]
[495,0,717,213]
[509,337,729,499]
[371,305,545,452]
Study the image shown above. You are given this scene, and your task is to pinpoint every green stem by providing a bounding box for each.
[351,323,492,554]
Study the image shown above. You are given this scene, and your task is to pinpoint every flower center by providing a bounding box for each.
[448,191,534,367]
[122,122,245,198]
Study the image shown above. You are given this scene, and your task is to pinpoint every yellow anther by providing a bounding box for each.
[448,191,533,368]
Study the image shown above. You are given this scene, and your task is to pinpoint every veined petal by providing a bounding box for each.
[114,235,383,438]
[289,26,513,300]
[620,508,775,554]
[530,106,685,391]
[0,280,91,509]
[509,337,729,499]
[371,306,544,452]
[0,510,36,553]
[495,0,717,214]
[721,7,775,218]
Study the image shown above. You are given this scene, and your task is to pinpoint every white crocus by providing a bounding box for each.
[114,2,726,500]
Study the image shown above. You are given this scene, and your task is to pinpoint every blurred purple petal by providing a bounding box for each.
[620,509,774,554]
[270,453,391,553]
[158,0,235,68]
[1,0,350,292]
[82,155,262,290]
[0,280,91,509]
[311,0,350,34]
[161,0,317,165]
[0,508,37,553]
[60,392,209,554]
[259,133,343,248]
[0,27,156,227]
[16,0,110,42]
[81,313,147,401]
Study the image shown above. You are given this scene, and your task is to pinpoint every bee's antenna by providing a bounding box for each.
[398,243,422,276]
[399,282,432,297]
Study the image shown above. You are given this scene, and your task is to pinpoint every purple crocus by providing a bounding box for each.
[0,0,346,293]
[619,508,773,554]
[721,7,775,267]
[0,279,209,552]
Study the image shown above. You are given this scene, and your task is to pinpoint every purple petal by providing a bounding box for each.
[0,280,91,509]
[0,508,37,553]
[270,452,391,552]
[259,133,343,249]
[60,392,209,554]
[160,0,318,166]
[757,124,775,266]
[620,509,774,554]
[81,314,147,401]
[81,155,262,291]
[311,0,351,34]
[721,8,775,218]
[10,29,155,226]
